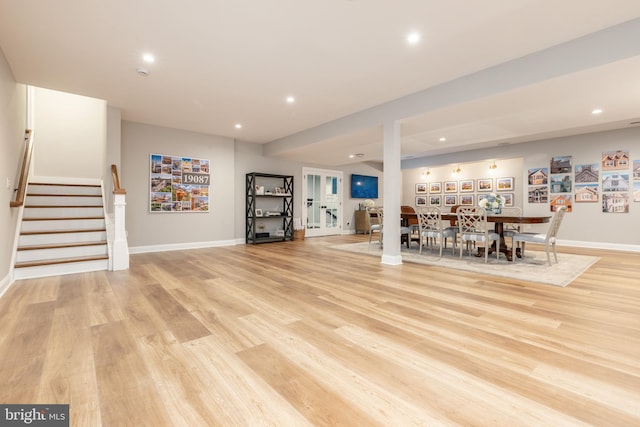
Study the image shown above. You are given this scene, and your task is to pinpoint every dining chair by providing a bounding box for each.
[456,206,501,263]
[373,207,412,248]
[367,207,383,245]
[401,205,420,248]
[444,205,460,248]
[511,206,567,266]
[501,206,522,248]
[416,207,456,257]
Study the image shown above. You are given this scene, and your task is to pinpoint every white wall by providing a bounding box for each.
[105,106,122,213]
[403,127,640,249]
[403,158,523,211]
[122,121,236,250]
[0,48,26,288]
[32,87,106,179]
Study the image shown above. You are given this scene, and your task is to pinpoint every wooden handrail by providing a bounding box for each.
[111,164,126,195]
[10,129,34,208]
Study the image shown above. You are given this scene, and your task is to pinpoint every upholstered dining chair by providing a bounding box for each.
[445,205,461,248]
[501,206,522,247]
[512,206,567,266]
[372,207,412,249]
[367,207,383,245]
[416,207,456,257]
[401,205,420,248]
[456,206,501,263]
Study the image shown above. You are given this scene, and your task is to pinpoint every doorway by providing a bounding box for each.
[303,168,343,237]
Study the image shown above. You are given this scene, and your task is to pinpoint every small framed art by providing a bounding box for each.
[459,179,474,192]
[460,194,474,206]
[496,177,514,191]
[477,178,493,192]
[444,181,458,193]
[444,195,457,206]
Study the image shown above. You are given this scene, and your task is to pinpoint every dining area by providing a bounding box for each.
[367,203,565,266]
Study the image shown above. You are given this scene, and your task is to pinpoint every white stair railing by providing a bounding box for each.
[110,165,129,270]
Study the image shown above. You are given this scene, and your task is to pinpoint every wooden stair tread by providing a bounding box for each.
[29,182,101,187]
[15,254,108,268]
[24,205,103,209]
[17,241,107,251]
[22,216,105,221]
[21,228,106,236]
[27,193,102,197]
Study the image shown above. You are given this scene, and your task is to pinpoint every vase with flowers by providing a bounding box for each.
[479,192,504,214]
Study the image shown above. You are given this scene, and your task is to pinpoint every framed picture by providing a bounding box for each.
[601,150,629,171]
[502,193,514,206]
[444,181,458,193]
[444,195,457,206]
[459,179,474,192]
[415,183,427,194]
[415,196,427,207]
[496,177,514,191]
[460,194,474,206]
[255,208,263,217]
[477,178,493,192]
[429,195,441,206]
[429,182,442,193]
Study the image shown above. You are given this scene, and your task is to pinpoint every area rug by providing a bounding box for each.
[331,242,599,287]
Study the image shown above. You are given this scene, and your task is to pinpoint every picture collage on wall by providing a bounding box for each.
[150,153,210,212]
[527,149,637,213]
[415,177,514,209]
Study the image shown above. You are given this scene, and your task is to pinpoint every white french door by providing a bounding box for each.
[303,168,343,237]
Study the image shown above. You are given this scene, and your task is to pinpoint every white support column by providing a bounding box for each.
[381,120,403,265]
[111,192,129,270]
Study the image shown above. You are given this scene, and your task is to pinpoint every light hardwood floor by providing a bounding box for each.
[1,234,639,426]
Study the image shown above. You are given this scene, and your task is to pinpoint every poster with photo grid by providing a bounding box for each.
[150,153,210,212]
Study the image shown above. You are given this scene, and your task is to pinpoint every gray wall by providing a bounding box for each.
[122,121,236,250]
[0,47,26,286]
[403,127,640,248]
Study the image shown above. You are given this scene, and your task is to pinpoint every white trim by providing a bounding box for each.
[0,273,12,299]
[557,239,640,253]
[381,254,403,265]
[129,239,239,254]
[30,176,102,185]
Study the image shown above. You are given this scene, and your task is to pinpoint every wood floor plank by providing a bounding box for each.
[238,343,381,427]
[91,321,171,426]
[1,234,638,426]
[140,283,211,343]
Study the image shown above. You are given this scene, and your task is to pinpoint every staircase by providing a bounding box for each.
[14,182,109,279]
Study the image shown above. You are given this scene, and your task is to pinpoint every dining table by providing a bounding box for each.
[402,211,551,261]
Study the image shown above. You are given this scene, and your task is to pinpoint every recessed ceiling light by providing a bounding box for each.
[407,32,421,45]
[592,108,603,115]
[286,96,295,104]
[234,123,242,129]
[143,54,155,63]
[439,137,446,142]
[349,154,355,158]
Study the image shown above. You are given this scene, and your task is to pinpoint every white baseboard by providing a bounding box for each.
[129,239,240,254]
[558,239,640,252]
[0,272,13,299]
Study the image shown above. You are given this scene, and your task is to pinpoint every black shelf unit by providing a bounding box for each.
[246,172,294,244]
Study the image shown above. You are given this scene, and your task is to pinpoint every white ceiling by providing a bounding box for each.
[1,1,639,167]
